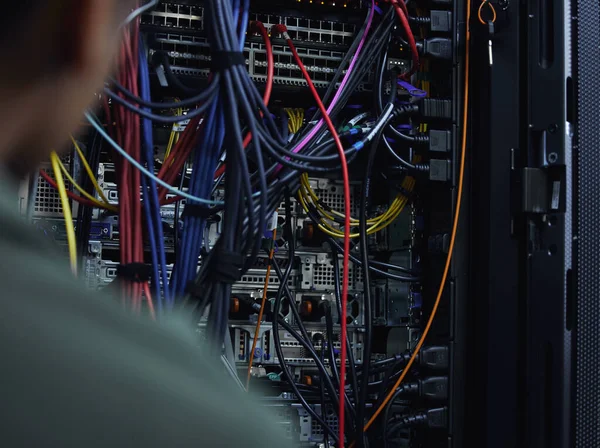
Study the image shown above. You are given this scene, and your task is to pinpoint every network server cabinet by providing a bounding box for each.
[34,0,596,446]
[470,0,600,447]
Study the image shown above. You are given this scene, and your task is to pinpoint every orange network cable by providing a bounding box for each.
[246,228,278,390]
[478,0,497,25]
[351,0,472,442]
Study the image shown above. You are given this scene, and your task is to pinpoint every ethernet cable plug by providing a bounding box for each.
[417,38,453,60]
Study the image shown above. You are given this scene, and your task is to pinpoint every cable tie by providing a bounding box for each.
[210,51,246,72]
[117,263,152,283]
[210,249,245,284]
[397,79,428,98]
[182,203,213,220]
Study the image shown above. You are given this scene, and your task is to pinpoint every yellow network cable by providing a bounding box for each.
[298,159,419,238]
[164,103,183,161]
[70,135,110,204]
[50,152,77,275]
[286,108,304,134]
[299,173,405,225]
[56,159,118,212]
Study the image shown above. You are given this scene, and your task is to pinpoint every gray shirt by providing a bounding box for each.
[0,173,291,447]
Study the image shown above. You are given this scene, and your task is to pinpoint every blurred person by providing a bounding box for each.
[0,1,291,446]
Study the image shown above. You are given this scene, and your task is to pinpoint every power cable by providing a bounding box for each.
[351,0,472,440]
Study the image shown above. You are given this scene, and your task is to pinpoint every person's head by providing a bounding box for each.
[0,0,133,176]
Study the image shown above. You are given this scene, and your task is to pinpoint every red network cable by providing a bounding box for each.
[113,19,146,311]
[390,0,420,78]
[157,116,201,204]
[273,24,351,446]
[38,170,98,208]
[46,21,274,209]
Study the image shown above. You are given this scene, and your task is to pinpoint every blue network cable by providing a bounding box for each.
[169,105,214,296]
[238,0,250,49]
[170,98,223,298]
[86,111,262,205]
[86,111,225,206]
[139,36,172,309]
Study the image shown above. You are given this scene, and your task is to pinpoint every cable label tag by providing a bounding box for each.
[348,112,369,126]
[174,117,203,132]
[155,65,169,87]
[173,120,190,132]
[267,212,278,231]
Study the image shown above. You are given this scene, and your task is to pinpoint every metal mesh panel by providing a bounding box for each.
[34,158,74,218]
[575,0,600,445]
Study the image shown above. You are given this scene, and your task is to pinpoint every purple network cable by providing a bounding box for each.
[274,1,375,172]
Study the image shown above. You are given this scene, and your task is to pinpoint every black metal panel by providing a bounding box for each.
[522,0,571,447]
[469,2,521,447]
[574,0,600,446]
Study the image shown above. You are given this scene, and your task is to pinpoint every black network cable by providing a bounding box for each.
[106,89,217,123]
[318,332,332,448]
[272,258,356,426]
[270,194,339,443]
[330,246,360,401]
[296,4,375,139]
[104,72,220,109]
[356,103,392,447]
[323,230,422,282]
[186,0,272,347]
[173,161,187,260]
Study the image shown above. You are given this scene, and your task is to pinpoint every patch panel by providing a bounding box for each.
[142,3,404,90]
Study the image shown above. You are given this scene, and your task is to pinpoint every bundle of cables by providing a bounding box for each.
[74,0,432,445]
[109,19,153,315]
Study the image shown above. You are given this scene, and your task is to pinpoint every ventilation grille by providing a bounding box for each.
[34,160,74,218]
[313,262,362,289]
[313,183,360,216]
[311,409,338,439]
